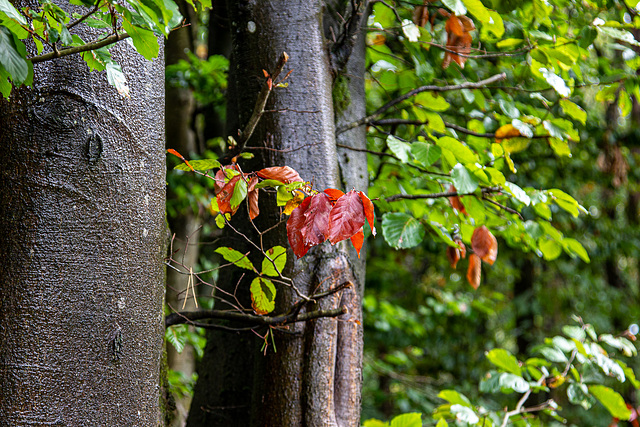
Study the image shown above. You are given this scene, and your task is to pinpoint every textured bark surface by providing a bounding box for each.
[188,1,367,426]
[0,13,166,425]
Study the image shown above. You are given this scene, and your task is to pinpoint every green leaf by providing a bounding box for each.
[497,38,524,49]
[549,137,571,157]
[567,383,595,410]
[499,373,530,393]
[442,0,466,16]
[436,136,477,164]
[250,277,276,315]
[438,390,472,408]
[0,26,28,84]
[589,385,632,420]
[363,420,389,427]
[389,413,422,427]
[415,92,450,112]
[596,25,640,47]
[0,65,11,98]
[0,0,27,25]
[462,0,490,23]
[486,349,522,375]
[562,238,590,263]
[539,67,571,97]
[480,10,504,41]
[537,345,568,363]
[255,179,285,189]
[165,326,186,353]
[451,164,478,194]
[387,135,411,163]
[498,98,519,119]
[262,246,287,277]
[539,236,562,261]
[411,141,440,167]
[230,178,248,209]
[450,405,479,424]
[215,247,255,271]
[174,158,221,171]
[559,99,587,125]
[504,181,530,206]
[122,19,159,60]
[382,212,425,249]
[106,62,130,97]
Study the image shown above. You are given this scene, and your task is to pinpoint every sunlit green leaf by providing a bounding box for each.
[382,212,425,249]
[215,247,255,271]
[589,385,632,420]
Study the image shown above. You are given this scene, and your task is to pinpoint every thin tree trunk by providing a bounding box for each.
[187,1,367,426]
[0,17,166,426]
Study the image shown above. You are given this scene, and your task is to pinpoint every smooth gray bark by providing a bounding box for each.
[187,1,367,426]
[0,17,166,426]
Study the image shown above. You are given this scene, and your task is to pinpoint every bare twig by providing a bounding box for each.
[385,187,502,202]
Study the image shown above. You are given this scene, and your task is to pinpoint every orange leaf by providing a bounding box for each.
[217,175,242,215]
[443,16,474,69]
[371,34,386,46]
[495,124,522,143]
[167,148,185,160]
[471,225,498,265]
[413,4,429,27]
[323,188,345,204]
[448,185,467,215]
[247,176,260,220]
[467,253,482,289]
[358,191,376,236]
[350,228,364,258]
[256,166,303,184]
[447,245,461,268]
[457,240,467,259]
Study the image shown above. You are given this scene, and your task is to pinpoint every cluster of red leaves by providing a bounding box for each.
[447,225,498,289]
[287,189,375,259]
[214,165,303,220]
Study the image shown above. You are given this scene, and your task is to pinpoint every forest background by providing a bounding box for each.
[2,0,640,426]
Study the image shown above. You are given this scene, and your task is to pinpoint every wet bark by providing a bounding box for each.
[187,1,367,426]
[0,14,166,427]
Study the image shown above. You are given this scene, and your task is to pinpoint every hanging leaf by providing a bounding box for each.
[443,15,474,69]
[494,124,522,143]
[174,158,221,171]
[328,190,366,244]
[287,197,313,258]
[300,192,332,246]
[448,185,467,215]
[247,176,260,220]
[215,247,255,271]
[358,191,376,236]
[382,212,425,249]
[589,385,632,420]
[261,246,287,277]
[256,166,303,184]
[350,228,365,258]
[447,245,461,268]
[216,175,242,214]
[250,277,276,315]
[471,225,498,265]
[467,253,481,289]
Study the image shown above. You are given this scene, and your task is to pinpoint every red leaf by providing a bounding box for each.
[443,15,474,69]
[447,246,461,269]
[323,188,345,204]
[214,165,241,194]
[247,176,259,220]
[256,166,303,184]
[300,192,332,246]
[328,190,365,244]
[467,254,481,290]
[448,185,467,215]
[358,191,376,236]
[471,225,498,265]
[350,228,364,258]
[287,197,313,258]
[217,175,242,215]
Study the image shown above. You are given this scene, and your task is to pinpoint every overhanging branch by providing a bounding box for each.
[336,72,507,134]
[28,32,130,64]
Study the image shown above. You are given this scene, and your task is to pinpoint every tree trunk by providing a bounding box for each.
[187,1,367,426]
[0,16,166,425]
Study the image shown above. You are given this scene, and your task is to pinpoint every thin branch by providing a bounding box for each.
[336,143,449,176]
[28,32,130,63]
[385,187,501,202]
[427,42,531,59]
[166,306,347,328]
[67,0,103,30]
[482,196,524,220]
[336,73,507,134]
[234,52,289,150]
